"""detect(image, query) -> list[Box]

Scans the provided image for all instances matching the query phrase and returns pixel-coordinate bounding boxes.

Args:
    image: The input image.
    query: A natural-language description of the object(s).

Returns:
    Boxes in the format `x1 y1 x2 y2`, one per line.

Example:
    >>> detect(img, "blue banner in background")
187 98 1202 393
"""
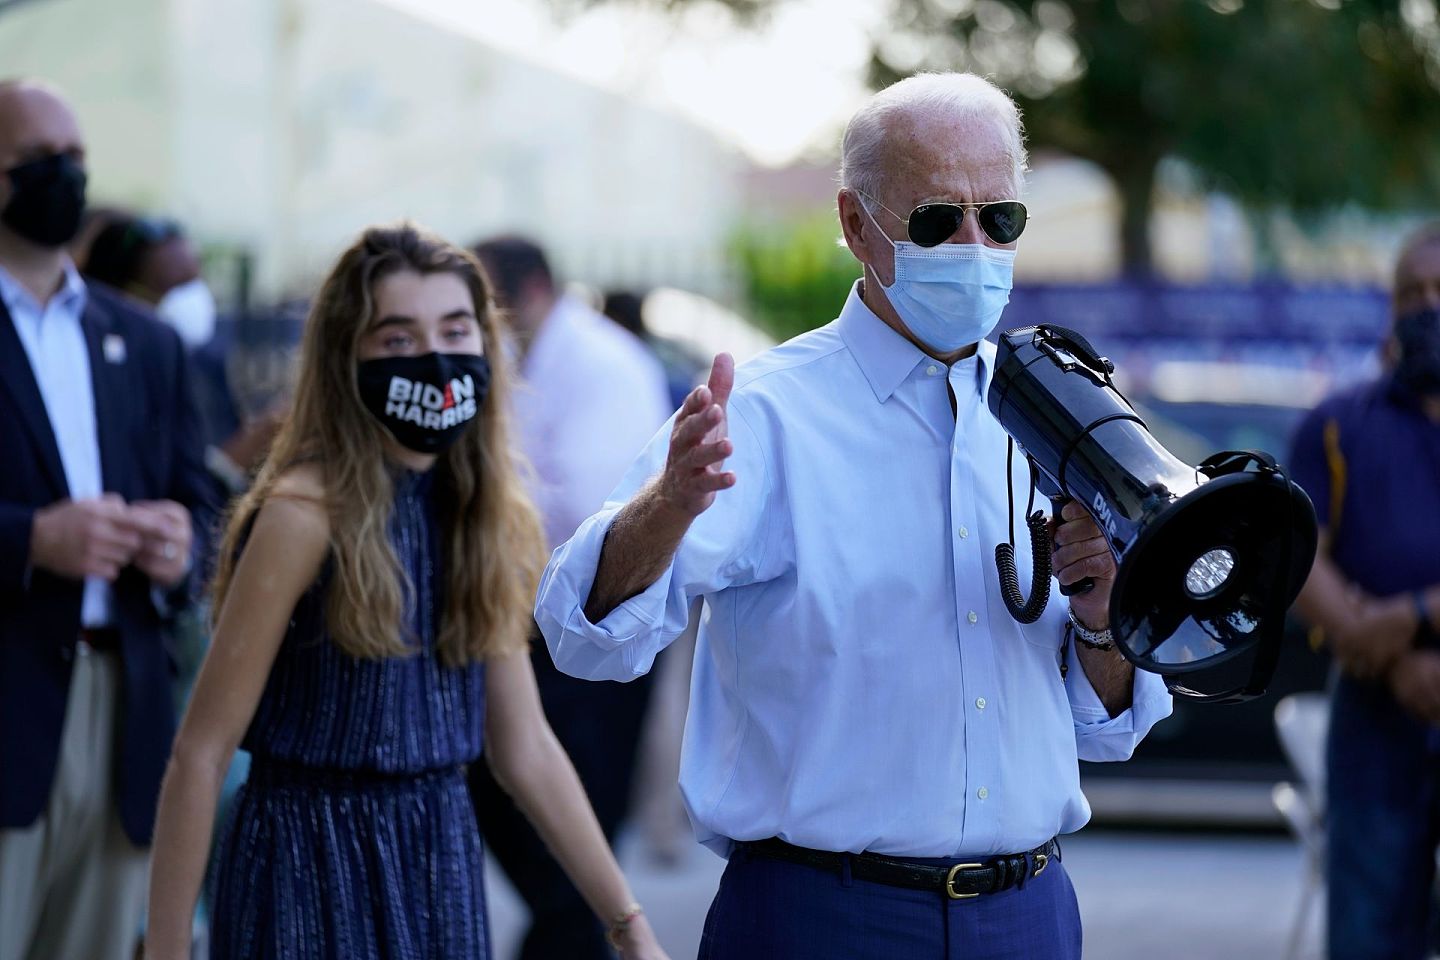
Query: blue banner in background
1006 281 1389 345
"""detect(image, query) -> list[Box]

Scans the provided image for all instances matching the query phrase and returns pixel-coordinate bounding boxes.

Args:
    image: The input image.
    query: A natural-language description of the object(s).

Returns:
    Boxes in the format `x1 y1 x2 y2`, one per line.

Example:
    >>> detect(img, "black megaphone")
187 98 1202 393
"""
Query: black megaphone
985 324 1318 702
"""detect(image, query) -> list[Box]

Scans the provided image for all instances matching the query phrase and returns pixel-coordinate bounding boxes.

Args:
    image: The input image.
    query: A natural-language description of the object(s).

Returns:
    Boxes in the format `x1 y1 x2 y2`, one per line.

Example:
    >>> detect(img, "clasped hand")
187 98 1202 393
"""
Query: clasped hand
1051 498 1118 630
30 494 192 588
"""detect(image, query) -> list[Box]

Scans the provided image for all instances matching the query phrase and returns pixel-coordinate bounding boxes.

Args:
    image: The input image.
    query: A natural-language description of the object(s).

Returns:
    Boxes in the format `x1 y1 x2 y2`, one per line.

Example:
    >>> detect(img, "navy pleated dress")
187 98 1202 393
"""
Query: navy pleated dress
209 470 492 959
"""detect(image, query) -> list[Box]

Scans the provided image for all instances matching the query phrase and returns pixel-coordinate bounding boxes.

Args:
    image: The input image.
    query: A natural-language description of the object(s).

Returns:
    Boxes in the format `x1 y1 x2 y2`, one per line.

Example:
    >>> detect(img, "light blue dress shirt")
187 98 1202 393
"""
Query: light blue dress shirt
537 282 1172 859
0 261 111 627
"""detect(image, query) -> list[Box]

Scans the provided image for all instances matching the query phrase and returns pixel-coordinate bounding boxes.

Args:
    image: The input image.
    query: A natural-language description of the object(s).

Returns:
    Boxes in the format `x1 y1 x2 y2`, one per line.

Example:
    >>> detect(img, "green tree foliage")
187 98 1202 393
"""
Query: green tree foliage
871 0 1440 275
573 0 1440 276
730 215 860 341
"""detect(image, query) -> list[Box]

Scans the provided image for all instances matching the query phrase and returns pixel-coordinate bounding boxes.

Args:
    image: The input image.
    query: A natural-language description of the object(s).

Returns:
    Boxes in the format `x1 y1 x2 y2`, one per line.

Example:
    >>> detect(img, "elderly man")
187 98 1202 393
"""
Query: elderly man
1290 223 1440 960
0 80 211 960
535 73 1170 958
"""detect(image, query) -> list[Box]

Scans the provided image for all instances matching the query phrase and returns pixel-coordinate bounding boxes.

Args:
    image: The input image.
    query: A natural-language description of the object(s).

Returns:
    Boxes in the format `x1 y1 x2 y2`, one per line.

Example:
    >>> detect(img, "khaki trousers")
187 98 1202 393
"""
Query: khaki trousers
0 647 148 960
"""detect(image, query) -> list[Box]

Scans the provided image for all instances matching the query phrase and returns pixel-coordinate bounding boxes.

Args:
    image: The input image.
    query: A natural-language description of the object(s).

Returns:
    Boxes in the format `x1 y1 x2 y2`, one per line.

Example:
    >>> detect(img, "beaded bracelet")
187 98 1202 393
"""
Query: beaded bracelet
606 902 644 949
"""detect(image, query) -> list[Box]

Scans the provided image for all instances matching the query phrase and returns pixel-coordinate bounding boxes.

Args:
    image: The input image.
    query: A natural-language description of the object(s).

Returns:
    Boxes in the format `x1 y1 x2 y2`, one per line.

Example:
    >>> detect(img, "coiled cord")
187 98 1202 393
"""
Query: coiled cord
995 509 1052 624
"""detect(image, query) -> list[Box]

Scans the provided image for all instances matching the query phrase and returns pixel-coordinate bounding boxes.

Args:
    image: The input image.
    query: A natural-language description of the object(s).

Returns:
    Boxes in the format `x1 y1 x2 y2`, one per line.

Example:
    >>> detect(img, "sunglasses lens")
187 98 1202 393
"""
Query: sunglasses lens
979 201 1027 244
908 205 964 248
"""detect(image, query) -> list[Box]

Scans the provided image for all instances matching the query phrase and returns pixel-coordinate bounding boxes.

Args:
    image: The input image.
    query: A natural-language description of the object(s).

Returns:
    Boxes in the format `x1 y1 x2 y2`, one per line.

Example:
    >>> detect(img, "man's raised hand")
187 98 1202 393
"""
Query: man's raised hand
657 353 736 520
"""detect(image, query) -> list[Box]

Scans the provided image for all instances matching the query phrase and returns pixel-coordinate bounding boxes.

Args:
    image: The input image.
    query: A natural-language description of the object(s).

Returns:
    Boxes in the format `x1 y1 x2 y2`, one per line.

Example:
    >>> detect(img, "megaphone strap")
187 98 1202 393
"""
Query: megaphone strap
1197 449 1279 478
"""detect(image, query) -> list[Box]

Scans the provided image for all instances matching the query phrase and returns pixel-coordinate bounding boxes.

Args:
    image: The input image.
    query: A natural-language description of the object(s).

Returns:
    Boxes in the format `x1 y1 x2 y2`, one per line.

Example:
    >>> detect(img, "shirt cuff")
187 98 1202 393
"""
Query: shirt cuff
1067 637 1173 762
536 507 673 681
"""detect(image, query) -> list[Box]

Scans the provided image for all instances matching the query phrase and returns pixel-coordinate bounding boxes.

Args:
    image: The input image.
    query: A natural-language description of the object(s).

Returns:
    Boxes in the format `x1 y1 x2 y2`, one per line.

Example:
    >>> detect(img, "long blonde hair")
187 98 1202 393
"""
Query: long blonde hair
212 224 545 665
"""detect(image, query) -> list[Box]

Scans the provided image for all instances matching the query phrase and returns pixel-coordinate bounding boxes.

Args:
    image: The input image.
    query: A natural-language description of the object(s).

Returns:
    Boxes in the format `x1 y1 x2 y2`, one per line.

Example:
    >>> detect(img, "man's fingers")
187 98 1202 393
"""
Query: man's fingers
1053 516 1101 546
693 470 736 493
679 385 710 419
678 438 733 474
1053 536 1107 568
674 404 723 450
707 353 735 411
1057 553 1114 585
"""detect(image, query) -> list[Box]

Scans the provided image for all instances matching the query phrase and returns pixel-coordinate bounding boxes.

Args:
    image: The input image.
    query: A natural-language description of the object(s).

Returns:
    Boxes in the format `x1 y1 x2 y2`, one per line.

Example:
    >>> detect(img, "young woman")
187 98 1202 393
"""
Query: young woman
144 224 668 960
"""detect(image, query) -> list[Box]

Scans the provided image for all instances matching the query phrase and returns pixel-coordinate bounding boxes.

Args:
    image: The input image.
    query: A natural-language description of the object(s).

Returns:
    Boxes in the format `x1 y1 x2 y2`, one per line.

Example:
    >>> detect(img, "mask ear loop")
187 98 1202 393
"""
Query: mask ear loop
995 435 1052 624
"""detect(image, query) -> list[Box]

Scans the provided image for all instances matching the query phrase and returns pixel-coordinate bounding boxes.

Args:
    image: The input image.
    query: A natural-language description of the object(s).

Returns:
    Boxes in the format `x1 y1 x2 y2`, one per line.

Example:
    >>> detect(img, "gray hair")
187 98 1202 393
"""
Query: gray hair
839 72 1028 202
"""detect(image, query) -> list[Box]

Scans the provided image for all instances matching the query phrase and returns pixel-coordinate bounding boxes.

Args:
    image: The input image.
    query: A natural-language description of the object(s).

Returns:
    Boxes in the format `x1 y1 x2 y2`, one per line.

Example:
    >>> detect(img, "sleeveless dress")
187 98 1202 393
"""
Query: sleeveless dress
209 470 491 959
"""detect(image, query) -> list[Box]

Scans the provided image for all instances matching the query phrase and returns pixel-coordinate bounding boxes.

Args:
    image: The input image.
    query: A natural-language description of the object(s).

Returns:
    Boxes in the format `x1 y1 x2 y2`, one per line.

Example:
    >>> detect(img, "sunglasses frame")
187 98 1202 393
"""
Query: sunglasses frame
858 192 1029 247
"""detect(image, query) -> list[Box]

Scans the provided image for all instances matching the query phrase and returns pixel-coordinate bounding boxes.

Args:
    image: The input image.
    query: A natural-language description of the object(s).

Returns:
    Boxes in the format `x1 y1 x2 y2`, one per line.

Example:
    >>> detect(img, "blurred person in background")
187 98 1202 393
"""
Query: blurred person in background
602 289 705 411
1290 221 1440 960
601 290 706 866
535 72 1171 959
0 79 212 960
81 211 285 504
144 224 668 960
469 237 671 960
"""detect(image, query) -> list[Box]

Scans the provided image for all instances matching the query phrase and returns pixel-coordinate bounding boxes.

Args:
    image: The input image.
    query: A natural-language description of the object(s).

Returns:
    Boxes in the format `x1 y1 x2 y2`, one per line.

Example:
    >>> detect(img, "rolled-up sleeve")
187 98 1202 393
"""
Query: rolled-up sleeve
536 398 776 683
1065 637 1173 762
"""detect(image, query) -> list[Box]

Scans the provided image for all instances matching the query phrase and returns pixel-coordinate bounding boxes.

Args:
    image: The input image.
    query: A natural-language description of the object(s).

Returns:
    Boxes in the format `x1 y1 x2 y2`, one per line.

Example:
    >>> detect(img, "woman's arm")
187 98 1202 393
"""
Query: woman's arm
483 650 669 960
144 473 329 960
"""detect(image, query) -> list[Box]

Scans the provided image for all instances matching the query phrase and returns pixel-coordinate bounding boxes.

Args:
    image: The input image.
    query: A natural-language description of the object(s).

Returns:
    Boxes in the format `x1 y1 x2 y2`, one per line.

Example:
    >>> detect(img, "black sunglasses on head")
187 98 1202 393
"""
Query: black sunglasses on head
861 192 1028 247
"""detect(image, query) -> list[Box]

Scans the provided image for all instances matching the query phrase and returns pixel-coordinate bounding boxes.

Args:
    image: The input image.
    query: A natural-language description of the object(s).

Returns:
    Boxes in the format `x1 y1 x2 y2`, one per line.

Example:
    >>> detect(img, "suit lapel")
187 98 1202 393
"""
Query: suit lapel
0 298 68 497
80 295 129 498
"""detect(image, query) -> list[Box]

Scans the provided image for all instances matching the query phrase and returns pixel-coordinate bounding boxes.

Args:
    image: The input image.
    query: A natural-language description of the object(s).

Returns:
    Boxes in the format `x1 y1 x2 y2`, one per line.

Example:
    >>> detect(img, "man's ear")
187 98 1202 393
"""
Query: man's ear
837 190 870 264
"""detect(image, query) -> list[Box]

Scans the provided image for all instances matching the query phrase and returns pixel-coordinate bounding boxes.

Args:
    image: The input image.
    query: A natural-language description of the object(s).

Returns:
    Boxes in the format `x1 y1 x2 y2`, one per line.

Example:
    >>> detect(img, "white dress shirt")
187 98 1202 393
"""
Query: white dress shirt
513 295 673 550
536 281 1172 859
0 261 111 627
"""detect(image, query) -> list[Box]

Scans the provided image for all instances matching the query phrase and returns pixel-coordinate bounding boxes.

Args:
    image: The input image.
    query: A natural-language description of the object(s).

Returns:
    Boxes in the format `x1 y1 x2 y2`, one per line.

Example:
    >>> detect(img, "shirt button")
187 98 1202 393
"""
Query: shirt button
926 364 939 376
958 526 969 539
967 611 979 625
977 787 989 800
976 697 987 710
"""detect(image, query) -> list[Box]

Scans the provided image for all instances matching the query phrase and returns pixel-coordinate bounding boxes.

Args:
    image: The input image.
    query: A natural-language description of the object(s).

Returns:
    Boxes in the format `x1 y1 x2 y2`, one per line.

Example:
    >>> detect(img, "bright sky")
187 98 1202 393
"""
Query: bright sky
380 0 884 166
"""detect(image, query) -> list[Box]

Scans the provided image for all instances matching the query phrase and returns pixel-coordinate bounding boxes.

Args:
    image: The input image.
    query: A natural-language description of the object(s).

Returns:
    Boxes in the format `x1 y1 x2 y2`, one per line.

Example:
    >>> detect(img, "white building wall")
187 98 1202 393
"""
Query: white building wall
0 0 743 300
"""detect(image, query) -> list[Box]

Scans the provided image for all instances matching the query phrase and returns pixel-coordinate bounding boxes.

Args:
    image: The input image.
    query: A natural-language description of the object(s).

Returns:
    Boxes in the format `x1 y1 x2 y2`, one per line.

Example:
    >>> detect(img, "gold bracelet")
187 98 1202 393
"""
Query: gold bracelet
605 902 644 949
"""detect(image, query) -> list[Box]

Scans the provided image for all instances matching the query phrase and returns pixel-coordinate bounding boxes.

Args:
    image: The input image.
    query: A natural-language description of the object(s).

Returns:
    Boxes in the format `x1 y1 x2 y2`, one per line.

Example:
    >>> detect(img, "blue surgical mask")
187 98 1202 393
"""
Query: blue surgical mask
864 203 1016 353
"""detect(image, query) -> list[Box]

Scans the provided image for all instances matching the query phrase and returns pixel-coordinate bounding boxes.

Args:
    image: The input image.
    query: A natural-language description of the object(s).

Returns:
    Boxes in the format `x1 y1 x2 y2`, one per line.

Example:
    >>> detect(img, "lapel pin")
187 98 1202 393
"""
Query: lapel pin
102 334 126 365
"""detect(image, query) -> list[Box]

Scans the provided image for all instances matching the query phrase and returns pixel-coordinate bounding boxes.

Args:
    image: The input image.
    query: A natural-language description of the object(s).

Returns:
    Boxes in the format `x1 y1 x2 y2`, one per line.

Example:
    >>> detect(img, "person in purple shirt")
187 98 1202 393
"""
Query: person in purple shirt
1290 221 1440 960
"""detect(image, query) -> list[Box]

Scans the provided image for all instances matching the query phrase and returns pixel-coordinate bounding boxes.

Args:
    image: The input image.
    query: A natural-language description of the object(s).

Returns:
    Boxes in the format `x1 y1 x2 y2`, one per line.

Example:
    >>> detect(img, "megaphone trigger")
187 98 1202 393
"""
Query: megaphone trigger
1049 494 1097 597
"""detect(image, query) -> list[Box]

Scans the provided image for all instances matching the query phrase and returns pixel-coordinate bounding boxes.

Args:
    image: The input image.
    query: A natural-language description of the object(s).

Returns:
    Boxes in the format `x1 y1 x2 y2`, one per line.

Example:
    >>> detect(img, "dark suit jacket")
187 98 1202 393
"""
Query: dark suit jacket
0 281 214 846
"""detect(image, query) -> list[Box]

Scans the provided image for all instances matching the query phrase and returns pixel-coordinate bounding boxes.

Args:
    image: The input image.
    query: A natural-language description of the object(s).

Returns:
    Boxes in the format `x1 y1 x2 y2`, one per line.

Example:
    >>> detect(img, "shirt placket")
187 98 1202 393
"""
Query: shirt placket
948 364 1001 854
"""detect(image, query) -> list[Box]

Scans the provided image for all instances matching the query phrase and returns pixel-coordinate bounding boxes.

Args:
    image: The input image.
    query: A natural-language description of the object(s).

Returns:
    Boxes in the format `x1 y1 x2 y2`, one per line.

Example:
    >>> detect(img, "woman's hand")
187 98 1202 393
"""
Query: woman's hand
611 912 671 960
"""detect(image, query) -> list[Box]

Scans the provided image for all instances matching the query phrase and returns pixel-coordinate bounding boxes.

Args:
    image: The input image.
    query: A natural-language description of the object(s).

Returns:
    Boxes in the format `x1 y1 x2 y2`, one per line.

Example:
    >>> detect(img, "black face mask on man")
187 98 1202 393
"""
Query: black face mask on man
1 153 87 247
1395 307 1440 399
356 352 491 454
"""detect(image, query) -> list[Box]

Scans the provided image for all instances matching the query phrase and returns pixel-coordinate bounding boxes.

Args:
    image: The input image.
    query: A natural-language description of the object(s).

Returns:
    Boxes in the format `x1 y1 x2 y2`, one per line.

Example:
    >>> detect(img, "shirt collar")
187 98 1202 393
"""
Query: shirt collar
836 279 996 404
0 258 87 319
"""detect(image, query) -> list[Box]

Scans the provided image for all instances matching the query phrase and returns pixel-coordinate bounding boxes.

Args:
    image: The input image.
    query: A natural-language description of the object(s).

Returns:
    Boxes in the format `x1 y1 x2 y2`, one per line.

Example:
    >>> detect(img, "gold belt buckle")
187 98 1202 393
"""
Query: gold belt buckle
945 862 984 900
1032 852 1049 877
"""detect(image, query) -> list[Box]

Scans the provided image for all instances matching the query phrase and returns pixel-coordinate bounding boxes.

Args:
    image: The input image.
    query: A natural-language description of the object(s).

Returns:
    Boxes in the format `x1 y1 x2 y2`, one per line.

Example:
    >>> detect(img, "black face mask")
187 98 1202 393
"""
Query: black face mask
2 153 87 248
1395 307 1440 399
356 352 491 454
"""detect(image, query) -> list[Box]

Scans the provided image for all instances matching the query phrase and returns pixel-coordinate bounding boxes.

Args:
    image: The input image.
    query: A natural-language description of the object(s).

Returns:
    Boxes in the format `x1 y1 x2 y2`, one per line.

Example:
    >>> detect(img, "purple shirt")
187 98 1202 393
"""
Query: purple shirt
1288 376 1440 598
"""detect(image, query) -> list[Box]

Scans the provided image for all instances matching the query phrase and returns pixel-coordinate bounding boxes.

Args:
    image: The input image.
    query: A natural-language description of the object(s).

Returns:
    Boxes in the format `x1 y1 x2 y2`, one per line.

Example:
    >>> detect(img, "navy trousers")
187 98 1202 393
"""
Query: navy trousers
1328 673 1440 960
699 844 1082 960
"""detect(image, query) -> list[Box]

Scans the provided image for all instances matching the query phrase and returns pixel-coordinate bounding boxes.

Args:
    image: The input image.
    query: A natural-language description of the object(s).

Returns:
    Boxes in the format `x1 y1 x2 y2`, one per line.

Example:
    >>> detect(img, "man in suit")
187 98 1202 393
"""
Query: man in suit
0 80 212 960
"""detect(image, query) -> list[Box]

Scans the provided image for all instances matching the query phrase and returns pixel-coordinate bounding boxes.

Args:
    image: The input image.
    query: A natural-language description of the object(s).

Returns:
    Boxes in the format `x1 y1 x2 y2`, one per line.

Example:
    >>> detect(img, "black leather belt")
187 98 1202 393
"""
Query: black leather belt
743 836 1060 899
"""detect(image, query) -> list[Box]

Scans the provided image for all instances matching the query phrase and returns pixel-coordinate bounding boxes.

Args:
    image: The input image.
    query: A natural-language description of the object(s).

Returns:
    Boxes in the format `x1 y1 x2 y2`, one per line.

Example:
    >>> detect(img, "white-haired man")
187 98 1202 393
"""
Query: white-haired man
536 73 1172 959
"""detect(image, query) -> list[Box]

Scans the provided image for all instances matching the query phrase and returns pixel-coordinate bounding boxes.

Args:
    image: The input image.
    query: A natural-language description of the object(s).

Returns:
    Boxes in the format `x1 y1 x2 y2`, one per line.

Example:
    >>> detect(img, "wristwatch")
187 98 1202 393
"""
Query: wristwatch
1067 607 1115 651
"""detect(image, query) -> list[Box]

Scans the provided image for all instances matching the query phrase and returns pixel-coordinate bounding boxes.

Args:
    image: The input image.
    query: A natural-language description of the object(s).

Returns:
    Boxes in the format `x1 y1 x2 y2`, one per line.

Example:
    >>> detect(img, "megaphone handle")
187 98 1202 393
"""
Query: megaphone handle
1050 495 1096 597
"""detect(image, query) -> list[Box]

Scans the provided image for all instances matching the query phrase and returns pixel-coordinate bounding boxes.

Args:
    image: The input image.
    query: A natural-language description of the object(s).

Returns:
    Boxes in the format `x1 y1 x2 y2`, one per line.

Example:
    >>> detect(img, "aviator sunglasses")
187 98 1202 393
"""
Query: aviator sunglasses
859 192 1028 247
